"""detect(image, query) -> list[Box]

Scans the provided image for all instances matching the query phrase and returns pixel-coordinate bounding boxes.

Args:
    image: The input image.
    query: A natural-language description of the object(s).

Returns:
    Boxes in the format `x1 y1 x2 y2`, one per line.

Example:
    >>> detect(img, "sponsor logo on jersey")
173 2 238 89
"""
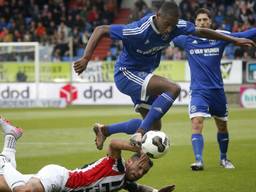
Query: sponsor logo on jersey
189 47 220 56
136 45 167 55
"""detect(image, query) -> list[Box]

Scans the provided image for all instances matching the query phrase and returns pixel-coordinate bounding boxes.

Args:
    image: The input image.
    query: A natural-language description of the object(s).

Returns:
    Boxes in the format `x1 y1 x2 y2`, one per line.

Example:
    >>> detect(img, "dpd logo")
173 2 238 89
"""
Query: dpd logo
59 84 78 104
83 86 113 102
0 86 30 99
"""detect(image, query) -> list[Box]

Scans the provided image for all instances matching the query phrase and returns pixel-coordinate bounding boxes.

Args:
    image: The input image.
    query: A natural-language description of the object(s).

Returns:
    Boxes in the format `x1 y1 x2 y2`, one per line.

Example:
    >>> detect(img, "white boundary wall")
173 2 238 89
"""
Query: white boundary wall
185 60 243 84
0 82 190 106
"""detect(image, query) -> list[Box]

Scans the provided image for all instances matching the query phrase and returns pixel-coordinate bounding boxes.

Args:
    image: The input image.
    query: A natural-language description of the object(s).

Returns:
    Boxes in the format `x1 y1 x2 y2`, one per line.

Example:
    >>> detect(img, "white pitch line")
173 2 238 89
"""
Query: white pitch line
18 142 90 145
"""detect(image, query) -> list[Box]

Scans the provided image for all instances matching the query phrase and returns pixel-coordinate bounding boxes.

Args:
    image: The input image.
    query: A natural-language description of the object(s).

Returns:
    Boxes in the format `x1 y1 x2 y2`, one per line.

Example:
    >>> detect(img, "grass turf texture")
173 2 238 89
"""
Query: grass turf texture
0 106 255 192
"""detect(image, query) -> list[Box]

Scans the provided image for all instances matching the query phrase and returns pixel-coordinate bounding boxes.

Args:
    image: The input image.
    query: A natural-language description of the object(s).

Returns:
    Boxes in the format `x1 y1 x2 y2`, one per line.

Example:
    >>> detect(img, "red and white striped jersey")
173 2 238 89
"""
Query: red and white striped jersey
64 156 126 192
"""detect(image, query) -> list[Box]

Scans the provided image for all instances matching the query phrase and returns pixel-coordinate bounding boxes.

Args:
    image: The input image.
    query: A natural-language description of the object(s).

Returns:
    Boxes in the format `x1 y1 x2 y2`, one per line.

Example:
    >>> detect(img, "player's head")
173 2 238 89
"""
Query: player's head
195 8 212 28
125 153 153 181
155 1 179 34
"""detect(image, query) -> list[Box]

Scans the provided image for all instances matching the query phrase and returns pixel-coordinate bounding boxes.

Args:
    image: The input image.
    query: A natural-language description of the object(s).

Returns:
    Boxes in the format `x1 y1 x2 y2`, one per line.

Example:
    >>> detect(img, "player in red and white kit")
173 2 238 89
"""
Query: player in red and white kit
0 117 175 192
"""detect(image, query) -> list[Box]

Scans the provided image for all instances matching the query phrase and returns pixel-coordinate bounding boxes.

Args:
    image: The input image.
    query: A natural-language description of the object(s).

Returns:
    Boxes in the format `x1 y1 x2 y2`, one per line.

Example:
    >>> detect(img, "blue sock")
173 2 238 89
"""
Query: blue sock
192 134 204 162
217 132 229 160
107 119 142 135
140 92 175 132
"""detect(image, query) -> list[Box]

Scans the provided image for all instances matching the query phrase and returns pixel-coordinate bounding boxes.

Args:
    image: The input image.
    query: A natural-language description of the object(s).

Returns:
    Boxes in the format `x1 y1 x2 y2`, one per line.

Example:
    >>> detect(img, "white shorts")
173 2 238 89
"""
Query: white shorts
33 164 69 192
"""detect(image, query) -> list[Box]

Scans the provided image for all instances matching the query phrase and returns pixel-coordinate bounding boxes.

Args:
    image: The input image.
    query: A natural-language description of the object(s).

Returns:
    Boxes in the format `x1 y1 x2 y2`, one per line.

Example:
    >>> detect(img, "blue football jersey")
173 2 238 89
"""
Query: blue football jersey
172 28 256 89
109 14 195 73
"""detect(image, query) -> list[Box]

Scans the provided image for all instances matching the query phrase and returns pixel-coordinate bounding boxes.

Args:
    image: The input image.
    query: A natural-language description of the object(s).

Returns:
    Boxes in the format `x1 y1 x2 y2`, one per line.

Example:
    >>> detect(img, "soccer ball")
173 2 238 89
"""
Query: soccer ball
141 130 170 159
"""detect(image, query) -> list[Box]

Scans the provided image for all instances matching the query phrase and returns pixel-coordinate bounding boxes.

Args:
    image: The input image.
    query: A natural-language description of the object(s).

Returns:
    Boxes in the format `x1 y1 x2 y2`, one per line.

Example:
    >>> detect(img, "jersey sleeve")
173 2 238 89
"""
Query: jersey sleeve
230 28 256 39
172 35 187 49
109 24 125 40
219 28 256 46
176 20 196 35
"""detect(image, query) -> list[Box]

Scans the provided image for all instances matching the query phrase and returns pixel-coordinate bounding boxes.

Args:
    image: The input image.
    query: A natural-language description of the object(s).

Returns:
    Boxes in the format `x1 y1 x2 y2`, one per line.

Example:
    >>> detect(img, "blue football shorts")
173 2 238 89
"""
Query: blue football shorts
114 67 158 111
188 89 228 121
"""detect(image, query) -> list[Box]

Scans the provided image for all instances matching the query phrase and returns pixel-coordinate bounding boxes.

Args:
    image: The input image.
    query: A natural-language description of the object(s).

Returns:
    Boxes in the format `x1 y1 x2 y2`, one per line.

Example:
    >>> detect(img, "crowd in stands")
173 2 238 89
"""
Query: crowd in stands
0 0 119 61
0 0 255 61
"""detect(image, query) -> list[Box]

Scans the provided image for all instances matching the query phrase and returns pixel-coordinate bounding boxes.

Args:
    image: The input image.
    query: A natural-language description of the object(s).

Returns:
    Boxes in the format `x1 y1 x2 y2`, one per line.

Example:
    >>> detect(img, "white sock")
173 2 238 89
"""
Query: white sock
0 155 7 175
3 162 25 191
2 135 16 168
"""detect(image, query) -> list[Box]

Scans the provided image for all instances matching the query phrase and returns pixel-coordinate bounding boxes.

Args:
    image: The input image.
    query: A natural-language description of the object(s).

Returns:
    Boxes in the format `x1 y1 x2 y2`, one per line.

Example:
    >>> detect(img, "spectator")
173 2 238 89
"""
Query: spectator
35 22 46 40
16 70 27 82
57 21 70 43
0 28 13 42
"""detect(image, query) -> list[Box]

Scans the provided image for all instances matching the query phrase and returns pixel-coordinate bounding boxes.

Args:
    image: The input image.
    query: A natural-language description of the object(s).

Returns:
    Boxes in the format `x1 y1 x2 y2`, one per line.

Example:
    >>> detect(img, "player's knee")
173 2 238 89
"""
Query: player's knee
215 119 228 132
191 118 203 133
192 117 203 124
175 84 181 94
169 84 181 98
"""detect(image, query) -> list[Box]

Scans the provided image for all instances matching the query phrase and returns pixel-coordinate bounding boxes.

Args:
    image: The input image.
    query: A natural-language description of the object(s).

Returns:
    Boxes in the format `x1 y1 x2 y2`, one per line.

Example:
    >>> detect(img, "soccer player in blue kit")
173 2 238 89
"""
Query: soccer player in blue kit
73 2 255 149
171 8 256 171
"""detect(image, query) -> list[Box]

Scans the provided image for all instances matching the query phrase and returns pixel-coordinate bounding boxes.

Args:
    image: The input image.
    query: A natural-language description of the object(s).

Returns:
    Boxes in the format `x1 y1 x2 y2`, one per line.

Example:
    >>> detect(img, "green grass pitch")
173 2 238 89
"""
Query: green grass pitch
0 106 255 192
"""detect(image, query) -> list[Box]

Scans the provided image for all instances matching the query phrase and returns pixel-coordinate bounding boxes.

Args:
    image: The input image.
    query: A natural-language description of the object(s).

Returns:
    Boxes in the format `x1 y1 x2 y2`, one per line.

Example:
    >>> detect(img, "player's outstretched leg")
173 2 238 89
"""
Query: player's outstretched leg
1 158 26 191
93 119 142 150
0 117 23 168
93 123 108 150
0 117 23 140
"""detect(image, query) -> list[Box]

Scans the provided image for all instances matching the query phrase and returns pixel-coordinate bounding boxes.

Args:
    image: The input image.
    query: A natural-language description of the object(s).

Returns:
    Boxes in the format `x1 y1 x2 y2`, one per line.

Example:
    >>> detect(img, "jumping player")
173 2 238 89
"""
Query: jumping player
73 1 255 148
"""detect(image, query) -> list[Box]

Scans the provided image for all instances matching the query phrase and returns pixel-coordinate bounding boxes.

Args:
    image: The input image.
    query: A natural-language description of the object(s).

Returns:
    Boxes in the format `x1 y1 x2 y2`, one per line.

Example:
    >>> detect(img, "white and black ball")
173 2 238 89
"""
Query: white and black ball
141 130 170 159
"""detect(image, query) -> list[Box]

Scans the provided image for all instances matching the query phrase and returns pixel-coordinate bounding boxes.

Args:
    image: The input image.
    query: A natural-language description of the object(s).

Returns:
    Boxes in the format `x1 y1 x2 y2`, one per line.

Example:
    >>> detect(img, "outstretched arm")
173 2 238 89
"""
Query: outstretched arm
73 25 110 75
230 28 256 39
193 27 256 47
108 139 141 159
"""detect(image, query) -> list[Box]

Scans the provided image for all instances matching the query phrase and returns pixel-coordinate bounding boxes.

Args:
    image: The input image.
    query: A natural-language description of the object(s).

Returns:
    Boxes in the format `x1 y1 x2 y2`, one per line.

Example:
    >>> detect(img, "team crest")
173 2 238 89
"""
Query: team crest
190 105 197 113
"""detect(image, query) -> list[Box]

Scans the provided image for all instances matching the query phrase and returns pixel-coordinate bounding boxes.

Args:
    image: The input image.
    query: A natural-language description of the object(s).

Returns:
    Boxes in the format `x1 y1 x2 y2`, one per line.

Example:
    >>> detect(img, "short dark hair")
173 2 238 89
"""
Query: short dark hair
195 8 212 19
131 153 154 167
159 1 179 18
